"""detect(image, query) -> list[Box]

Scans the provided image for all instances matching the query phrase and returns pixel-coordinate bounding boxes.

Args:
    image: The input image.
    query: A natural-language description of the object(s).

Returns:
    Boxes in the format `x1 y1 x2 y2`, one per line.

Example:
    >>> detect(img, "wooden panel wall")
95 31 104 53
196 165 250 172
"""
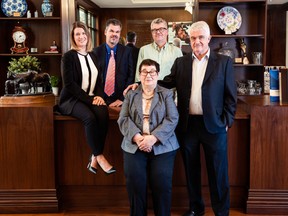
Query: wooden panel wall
95 5 286 66
97 8 192 47
266 3 288 66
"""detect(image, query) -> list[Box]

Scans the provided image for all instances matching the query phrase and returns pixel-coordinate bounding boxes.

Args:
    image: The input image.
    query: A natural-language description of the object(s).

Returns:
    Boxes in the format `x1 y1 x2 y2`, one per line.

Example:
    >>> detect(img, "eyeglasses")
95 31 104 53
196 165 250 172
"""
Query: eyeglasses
140 70 158 77
151 27 167 34
190 35 207 42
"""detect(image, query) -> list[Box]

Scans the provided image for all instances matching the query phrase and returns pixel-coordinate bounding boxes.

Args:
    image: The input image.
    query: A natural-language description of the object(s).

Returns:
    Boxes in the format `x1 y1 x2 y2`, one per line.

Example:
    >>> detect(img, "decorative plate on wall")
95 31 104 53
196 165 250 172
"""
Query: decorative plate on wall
217 6 242 34
1 0 28 17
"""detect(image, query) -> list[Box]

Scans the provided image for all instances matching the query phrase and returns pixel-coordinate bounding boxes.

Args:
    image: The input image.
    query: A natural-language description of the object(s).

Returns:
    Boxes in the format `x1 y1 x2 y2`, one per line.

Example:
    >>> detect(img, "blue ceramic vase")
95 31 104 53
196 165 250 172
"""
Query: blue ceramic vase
41 0 53 17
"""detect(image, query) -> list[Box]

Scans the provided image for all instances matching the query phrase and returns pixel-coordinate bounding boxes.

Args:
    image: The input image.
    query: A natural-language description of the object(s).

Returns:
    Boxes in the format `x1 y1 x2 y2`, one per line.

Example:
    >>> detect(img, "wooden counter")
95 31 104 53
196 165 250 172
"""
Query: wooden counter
0 97 254 213
0 94 58 213
239 95 288 214
54 105 250 211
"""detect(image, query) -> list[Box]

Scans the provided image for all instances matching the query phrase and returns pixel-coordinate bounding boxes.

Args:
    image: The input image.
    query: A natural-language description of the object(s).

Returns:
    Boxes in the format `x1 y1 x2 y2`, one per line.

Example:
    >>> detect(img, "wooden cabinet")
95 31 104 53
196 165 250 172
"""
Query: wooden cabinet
198 0 267 93
239 95 288 214
0 99 58 213
0 0 62 96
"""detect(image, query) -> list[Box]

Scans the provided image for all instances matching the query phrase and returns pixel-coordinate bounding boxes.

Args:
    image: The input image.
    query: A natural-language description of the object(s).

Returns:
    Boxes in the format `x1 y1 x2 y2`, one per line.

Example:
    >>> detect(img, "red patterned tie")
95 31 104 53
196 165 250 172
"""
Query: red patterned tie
104 50 115 96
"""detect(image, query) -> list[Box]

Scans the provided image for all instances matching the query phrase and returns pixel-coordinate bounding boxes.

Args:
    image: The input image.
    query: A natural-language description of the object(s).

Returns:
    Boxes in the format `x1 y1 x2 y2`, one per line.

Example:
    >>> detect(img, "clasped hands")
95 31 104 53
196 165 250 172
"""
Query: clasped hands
92 96 106 106
133 133 157 153
93 96 123 107
92 97 123 107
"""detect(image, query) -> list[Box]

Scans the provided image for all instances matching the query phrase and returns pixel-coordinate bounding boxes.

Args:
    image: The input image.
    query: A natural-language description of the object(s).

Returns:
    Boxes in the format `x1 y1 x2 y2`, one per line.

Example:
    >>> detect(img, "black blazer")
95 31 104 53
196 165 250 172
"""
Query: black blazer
159 51 237 134
93 43 135 104
126 43 139 72
58 50 104 115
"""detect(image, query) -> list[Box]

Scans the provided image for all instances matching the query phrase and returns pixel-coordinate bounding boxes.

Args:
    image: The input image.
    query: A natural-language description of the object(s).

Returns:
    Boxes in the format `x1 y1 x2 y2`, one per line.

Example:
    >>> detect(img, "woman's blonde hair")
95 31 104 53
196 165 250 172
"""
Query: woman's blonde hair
70 21 93 52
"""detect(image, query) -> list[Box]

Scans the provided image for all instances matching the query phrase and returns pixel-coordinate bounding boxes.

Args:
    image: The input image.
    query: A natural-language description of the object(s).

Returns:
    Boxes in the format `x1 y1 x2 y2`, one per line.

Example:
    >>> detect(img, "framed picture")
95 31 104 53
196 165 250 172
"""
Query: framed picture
168 21 192 45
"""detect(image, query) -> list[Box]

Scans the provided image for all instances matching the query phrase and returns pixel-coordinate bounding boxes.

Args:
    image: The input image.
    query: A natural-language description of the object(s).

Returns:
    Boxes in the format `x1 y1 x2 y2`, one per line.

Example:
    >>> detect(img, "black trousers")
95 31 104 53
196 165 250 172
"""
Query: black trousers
70 100 109 156
123 149 177 216
179 115 230 216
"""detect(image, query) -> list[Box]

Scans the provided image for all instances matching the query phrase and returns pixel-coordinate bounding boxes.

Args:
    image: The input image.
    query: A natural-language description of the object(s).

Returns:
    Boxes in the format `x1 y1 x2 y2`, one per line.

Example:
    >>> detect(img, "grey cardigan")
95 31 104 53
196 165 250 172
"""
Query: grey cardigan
117 85 179 155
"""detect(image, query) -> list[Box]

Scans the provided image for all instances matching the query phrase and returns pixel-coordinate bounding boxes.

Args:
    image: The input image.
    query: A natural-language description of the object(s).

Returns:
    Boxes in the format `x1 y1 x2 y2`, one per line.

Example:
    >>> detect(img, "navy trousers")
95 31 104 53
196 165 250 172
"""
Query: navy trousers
179 115 230 216
123 149 177 216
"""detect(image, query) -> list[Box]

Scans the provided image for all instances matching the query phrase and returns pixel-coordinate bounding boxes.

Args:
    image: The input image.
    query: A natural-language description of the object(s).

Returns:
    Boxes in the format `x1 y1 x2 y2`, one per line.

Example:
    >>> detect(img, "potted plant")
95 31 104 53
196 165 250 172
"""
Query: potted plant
6 55 41 94
50 75 60 96
8 55 41 74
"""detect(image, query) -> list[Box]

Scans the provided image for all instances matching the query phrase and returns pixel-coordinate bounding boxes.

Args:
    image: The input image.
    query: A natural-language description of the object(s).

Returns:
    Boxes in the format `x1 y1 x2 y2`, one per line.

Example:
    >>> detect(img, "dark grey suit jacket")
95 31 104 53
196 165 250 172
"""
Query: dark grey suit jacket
118 85 179 155
159 51 237 134
93 43 135 104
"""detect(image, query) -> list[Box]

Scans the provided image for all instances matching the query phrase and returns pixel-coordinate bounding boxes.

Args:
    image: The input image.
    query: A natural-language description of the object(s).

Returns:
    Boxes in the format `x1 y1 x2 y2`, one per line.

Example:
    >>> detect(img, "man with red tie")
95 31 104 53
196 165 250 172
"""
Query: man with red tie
93 18 134 107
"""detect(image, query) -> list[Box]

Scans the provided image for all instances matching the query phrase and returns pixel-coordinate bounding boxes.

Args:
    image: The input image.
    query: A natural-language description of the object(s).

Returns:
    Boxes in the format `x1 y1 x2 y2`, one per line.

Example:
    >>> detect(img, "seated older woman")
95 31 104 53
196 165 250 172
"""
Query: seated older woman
117 59 179 216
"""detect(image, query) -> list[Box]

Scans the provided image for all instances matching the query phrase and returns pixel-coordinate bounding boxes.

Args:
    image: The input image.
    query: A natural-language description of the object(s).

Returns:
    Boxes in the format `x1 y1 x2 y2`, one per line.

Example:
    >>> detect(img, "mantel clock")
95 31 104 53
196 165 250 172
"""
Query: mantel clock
10 26 29 54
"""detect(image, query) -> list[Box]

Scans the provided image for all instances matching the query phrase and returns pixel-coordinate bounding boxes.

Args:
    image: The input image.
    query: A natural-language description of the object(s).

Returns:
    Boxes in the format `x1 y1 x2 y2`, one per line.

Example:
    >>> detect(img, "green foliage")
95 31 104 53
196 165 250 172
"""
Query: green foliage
8 55 41 73
50 75 60 87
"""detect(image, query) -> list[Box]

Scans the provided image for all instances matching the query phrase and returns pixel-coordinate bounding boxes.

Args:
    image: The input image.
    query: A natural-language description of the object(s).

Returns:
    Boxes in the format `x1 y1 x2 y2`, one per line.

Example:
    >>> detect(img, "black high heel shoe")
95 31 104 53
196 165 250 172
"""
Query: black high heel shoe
98 163 116 175
104 166 116 175
87 155 97 174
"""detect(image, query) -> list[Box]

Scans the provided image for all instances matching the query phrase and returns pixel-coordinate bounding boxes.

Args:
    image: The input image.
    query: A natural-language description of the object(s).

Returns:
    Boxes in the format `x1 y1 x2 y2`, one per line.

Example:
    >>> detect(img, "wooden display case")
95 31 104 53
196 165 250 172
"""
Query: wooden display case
0 0 62 96
198 0 267 95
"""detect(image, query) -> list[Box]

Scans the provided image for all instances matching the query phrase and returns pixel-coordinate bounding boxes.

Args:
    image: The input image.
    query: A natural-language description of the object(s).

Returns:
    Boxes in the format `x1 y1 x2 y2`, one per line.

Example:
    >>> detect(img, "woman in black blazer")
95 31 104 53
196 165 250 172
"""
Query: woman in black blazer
58 21 116 175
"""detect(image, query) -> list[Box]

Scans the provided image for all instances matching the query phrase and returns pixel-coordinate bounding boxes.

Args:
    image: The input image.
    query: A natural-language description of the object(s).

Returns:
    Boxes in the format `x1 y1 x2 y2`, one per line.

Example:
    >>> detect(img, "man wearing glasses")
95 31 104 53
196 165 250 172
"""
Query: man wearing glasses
135 18 183 82
124 21 237 216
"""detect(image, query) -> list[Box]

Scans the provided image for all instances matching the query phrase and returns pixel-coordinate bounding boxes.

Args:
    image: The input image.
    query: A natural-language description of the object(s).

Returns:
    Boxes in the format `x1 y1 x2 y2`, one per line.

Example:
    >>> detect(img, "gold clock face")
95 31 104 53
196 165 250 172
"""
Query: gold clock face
12 31 26 43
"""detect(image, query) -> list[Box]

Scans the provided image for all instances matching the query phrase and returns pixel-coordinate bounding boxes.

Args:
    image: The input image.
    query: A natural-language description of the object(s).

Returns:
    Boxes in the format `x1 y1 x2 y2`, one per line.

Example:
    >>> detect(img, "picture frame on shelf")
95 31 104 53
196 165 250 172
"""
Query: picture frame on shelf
168 21 192 54
168 21 191 45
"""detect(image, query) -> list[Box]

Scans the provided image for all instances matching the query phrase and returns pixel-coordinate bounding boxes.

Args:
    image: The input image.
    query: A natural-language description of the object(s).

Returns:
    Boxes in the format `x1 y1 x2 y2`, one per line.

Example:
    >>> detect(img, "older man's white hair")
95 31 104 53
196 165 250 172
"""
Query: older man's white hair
189 21 210 36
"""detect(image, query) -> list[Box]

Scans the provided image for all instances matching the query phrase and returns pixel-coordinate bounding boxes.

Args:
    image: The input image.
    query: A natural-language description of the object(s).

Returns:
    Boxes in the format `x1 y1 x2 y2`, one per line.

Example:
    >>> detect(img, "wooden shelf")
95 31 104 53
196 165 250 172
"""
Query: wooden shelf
199 0 267 88
0 0 62 96
0 17 61 20
0 53 62 56
200 0 266 3
212 34 264 38
0 93 55 105
233 64 264 67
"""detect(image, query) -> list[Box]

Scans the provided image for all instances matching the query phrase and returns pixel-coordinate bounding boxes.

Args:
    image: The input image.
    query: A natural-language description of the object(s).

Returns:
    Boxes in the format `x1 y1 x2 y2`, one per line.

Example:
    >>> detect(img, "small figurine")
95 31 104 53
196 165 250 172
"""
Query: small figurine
50 40 58 52
238 38 249 64
44 40 59 53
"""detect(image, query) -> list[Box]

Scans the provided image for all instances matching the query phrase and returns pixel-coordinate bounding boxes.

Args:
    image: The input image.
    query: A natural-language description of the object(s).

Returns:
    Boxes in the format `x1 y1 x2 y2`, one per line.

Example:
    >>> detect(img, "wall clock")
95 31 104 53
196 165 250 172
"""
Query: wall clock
10 26 29 54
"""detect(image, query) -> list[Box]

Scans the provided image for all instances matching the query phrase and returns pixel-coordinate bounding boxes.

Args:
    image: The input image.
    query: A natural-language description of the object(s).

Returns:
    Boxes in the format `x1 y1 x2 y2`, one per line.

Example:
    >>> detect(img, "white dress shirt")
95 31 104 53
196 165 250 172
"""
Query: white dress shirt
189 50 210 115
78 53 98 96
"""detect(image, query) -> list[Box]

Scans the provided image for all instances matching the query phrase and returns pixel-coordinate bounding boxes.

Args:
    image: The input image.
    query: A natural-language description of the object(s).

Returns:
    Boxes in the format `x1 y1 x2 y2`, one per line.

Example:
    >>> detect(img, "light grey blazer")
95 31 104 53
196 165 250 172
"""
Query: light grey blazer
117 85 179 155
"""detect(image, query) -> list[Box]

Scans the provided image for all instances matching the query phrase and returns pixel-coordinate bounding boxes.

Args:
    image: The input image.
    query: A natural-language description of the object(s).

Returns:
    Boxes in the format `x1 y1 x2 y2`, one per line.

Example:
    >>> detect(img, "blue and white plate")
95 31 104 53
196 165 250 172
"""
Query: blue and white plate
217 6 242 34
1 0 28 17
